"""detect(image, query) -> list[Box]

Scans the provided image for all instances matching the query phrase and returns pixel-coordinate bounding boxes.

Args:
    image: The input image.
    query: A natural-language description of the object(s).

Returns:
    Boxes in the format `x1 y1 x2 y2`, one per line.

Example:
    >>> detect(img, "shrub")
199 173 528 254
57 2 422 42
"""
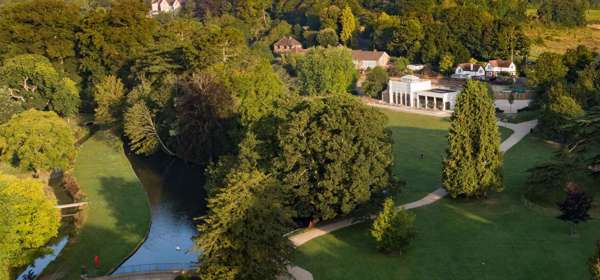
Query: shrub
591 241 600 280
371 198 416 254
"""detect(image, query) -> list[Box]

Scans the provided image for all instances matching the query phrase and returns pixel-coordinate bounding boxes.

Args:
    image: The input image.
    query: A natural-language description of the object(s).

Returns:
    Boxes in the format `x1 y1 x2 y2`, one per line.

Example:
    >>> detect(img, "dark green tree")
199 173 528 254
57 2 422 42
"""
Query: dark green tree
526 52 568 103
197 170 293 280
274 96 393 220
77 0 157 91
0 0 80 64
296 47 356 96
175 72 240 163
362 66 389 98
370 198 416 254
442 80 503 198
540 83 584 141
538 0 588 26
557 184 592 235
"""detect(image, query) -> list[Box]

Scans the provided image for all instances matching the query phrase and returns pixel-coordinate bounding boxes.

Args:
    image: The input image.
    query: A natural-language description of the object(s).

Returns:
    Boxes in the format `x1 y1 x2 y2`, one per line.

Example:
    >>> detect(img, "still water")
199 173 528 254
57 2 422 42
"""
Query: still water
113 153 207 273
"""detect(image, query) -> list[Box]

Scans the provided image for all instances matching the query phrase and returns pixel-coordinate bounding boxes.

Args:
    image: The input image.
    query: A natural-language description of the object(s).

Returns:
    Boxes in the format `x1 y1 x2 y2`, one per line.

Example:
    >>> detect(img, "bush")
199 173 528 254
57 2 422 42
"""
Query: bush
591 241 600 280
371 198 416 254
62 173 84 201
362 66 389 98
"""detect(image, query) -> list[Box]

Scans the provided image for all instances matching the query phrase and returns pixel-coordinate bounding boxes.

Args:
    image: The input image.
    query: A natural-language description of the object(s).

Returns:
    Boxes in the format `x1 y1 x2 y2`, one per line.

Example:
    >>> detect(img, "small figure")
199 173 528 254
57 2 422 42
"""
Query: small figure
420 153 424 159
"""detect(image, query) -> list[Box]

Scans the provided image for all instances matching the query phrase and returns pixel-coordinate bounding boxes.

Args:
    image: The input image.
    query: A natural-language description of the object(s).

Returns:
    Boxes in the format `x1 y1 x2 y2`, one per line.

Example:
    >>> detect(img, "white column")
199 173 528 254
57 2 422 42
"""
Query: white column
434 97 437 111
416 95 420 108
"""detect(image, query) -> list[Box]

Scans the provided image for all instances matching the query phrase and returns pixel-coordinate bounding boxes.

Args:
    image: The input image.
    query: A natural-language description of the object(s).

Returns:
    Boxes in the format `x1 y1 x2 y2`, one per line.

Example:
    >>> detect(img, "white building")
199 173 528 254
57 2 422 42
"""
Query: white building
453 63 485 79
151 0 185 15
382 75 459 111
351 50 390 71
485 59 517 77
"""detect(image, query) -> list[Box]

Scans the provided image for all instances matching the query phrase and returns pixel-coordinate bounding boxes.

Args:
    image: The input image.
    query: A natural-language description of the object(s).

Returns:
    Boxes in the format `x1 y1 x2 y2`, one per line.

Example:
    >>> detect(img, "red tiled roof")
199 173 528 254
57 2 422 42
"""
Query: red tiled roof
274 36 302 48
487 59 513 68
351 50 387 61
457 63 482 72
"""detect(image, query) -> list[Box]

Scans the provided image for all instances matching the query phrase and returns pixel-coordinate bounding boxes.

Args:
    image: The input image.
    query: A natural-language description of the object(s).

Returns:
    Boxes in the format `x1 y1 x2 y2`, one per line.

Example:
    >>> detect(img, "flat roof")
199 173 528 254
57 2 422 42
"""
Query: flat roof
428 88 456 93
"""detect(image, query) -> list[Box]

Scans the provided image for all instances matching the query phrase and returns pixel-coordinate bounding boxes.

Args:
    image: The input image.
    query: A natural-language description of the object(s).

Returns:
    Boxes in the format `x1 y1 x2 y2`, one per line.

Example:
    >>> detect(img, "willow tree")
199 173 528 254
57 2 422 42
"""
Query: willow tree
442 80 503 198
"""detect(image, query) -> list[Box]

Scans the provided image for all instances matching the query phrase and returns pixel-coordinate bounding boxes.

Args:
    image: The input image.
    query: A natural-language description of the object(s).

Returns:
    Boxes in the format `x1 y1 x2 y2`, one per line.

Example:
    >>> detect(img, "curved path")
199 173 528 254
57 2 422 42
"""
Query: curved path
289 119 538 247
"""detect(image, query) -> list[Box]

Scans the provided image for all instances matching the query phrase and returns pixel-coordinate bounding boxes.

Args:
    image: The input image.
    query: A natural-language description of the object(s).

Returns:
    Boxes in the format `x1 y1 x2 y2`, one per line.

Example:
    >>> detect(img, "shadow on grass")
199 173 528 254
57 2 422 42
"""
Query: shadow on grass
97 176 150 238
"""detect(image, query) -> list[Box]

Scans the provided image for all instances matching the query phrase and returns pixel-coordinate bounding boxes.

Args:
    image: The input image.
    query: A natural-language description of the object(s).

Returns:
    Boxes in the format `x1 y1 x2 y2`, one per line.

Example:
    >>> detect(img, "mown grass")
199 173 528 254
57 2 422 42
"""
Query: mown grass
380 109 512 202
40 131 150 280
295 112 600 279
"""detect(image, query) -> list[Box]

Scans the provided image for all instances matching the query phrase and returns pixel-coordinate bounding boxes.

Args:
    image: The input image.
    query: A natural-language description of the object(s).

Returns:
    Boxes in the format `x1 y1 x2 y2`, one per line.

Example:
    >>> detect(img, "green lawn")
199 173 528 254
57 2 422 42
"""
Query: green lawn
381 109 512 202
295 111 600 280
41 131 150 280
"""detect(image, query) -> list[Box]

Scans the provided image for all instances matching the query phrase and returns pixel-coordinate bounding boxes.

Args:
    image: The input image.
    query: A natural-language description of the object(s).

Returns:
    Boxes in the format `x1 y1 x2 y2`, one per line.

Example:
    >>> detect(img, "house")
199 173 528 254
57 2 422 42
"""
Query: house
382 75 459 111
351 50 390 70
151 0 185 15
485 59 517 77
453 63 485 79
273 36 304 55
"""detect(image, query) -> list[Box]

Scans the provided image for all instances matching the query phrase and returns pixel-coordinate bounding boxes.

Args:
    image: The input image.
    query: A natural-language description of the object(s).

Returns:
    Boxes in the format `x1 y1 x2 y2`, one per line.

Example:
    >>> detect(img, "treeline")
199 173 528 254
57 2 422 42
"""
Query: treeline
259 0 532 68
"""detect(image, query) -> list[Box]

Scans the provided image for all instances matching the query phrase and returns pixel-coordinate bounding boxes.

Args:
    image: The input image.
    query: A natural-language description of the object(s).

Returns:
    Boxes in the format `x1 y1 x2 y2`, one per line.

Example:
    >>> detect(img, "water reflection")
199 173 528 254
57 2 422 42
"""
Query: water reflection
17 237 69 280
114 153 207 273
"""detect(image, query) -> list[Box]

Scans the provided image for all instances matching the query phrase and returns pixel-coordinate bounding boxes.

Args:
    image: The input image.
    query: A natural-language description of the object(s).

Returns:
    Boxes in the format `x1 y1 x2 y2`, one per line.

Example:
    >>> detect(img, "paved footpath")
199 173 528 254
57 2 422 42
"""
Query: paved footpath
288 119 538 247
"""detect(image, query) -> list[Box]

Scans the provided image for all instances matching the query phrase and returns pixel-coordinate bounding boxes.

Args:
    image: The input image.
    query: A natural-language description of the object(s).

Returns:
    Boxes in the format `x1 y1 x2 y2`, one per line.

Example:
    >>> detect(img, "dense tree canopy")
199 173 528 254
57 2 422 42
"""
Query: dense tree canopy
442 81 503 198
538 0 589 27
0 110 76 171
296 47 356 96
0 0 80 64
274 96 393 220
0 54 79 116
0 174 60 279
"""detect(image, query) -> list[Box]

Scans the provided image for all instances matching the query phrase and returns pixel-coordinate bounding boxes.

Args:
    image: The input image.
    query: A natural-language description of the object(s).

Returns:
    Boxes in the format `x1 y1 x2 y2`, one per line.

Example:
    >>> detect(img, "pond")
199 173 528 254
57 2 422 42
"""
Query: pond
17 237 69 280
113 153 208 273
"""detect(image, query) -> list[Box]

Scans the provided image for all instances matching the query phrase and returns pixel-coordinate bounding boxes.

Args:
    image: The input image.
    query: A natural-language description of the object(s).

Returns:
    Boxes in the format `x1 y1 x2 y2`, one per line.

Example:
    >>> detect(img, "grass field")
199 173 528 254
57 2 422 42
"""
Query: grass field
380 109 512 203
525 9 600 58
295 110 600 280
40 131 150 279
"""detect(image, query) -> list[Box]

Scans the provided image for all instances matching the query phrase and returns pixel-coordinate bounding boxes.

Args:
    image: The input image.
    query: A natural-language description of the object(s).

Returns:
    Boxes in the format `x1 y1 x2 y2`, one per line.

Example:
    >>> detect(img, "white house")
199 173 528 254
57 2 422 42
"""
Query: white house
382 75 459 111
351 50 390 70
151 0 185 15
485 59 517 77
453 63 485 79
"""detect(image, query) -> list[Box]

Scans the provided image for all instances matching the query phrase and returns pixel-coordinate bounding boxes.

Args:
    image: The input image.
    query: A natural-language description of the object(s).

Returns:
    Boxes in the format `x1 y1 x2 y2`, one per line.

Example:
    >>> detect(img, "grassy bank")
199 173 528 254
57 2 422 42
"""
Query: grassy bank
295 111 600 280
41 131 150 279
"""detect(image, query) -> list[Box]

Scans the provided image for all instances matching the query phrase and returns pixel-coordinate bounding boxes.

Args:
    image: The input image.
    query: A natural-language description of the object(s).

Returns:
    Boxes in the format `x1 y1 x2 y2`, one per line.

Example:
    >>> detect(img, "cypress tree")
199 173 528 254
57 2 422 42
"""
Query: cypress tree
197 170 293 280
442 80 503 198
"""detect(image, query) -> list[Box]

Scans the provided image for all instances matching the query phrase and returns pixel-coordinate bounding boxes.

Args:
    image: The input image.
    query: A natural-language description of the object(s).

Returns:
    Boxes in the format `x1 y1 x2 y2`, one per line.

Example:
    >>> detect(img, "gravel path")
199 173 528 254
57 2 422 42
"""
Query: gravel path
288 119 538 247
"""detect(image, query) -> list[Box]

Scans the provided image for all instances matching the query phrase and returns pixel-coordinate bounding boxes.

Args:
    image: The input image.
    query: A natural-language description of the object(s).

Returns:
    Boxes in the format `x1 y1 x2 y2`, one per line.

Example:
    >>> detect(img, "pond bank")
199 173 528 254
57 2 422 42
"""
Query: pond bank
40 131 151 280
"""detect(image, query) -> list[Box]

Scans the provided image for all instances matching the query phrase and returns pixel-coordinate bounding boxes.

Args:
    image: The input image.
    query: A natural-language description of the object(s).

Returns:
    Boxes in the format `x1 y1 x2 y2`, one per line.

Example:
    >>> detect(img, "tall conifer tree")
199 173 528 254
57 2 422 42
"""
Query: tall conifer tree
197 170 293 280
442 80 503 198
